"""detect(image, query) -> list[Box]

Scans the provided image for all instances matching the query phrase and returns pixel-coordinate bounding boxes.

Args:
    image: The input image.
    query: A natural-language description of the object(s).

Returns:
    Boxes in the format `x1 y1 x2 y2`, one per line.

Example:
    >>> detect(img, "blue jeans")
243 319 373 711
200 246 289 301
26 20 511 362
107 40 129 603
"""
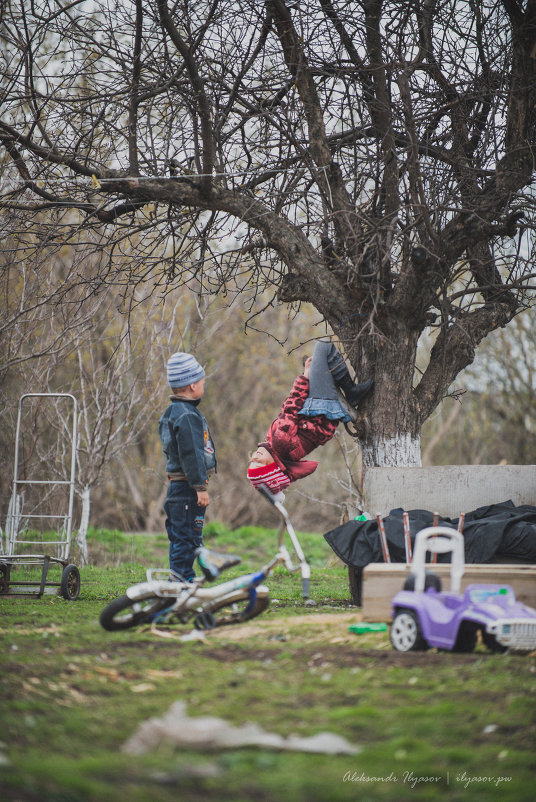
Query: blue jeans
163 481 205 581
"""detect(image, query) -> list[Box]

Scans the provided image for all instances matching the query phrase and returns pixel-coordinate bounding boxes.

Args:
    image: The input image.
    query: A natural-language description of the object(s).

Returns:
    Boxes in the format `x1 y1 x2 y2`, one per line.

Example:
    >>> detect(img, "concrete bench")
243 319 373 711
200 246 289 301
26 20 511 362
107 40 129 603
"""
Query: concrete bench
351 465 536 621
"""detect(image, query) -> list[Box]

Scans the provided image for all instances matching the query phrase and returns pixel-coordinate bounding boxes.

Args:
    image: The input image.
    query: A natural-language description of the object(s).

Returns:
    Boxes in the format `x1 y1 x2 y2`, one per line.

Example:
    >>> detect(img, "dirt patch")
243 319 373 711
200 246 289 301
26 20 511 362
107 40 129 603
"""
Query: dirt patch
200 642 488 668
95 612 521 670
197 612 490 668
207 611 363 644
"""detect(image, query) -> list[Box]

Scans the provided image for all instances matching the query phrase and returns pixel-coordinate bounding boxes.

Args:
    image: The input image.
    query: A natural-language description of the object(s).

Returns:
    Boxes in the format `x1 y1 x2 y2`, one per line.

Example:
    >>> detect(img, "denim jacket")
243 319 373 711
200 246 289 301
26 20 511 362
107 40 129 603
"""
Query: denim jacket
158 397 216 490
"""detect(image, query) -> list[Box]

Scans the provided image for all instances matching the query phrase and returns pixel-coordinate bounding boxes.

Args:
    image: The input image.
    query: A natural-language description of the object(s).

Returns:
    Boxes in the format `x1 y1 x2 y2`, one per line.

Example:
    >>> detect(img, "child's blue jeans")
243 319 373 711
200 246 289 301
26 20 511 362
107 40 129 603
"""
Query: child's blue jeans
163 480 205 581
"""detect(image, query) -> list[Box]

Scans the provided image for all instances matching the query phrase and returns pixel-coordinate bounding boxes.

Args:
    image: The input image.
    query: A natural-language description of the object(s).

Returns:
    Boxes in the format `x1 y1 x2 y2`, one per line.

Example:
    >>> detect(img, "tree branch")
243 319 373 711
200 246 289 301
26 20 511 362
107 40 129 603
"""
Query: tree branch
156 0 215 194
128 0 143 176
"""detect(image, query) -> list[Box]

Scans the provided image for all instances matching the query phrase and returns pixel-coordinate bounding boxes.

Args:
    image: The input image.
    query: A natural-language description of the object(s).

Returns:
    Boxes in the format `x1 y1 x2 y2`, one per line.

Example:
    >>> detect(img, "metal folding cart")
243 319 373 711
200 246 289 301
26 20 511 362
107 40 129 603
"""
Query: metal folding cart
1 393 81 600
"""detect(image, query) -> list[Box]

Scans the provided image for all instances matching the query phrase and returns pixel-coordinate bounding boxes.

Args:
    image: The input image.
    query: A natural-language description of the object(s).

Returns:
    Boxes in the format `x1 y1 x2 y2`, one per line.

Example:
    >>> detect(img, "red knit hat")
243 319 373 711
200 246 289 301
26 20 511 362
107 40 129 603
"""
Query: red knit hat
247 461 291 494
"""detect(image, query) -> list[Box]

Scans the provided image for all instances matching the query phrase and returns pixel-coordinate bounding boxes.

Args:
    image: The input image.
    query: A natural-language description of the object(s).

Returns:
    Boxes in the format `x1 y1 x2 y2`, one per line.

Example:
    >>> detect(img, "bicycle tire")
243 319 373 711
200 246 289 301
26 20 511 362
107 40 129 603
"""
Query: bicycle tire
209 593 270 627
99 593 171 631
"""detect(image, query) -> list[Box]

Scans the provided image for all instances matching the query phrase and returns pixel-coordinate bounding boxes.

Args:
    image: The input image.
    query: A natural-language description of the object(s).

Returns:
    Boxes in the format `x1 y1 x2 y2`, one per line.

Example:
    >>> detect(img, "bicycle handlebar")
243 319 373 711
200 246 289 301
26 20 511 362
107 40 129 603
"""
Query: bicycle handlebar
256 484 279 505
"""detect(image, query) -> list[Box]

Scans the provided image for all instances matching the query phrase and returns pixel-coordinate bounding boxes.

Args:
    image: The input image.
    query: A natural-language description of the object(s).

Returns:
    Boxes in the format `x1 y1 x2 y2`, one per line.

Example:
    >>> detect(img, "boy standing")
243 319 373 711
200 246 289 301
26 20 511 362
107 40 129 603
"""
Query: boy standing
158 352 216 580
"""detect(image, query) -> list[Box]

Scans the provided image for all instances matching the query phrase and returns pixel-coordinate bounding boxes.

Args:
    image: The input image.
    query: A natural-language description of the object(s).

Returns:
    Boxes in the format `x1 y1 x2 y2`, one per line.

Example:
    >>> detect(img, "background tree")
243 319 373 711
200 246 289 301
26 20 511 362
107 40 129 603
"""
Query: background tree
421 307 536 467
1 0 535 471
1 242 358 533
3 228 534 537
0 244 168 550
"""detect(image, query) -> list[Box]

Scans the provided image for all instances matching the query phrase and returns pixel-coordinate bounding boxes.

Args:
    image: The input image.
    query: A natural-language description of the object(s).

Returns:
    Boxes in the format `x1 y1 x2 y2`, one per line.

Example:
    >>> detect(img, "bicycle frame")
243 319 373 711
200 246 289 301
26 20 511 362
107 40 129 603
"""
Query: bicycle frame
126 542 297 614
258 484 311 598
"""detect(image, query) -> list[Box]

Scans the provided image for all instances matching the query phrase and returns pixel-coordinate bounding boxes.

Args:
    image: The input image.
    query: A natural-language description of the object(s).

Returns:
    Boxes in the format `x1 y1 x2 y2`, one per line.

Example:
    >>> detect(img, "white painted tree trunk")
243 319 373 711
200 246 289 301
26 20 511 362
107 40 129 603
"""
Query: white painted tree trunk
75 485 90 566
5 492 25 556
362 433 422 468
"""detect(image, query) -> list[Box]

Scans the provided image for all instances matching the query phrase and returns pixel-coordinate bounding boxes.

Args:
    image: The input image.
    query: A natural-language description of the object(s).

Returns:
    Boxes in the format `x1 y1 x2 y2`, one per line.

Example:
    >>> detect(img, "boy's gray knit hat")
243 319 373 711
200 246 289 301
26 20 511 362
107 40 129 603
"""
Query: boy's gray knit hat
167 352 206 388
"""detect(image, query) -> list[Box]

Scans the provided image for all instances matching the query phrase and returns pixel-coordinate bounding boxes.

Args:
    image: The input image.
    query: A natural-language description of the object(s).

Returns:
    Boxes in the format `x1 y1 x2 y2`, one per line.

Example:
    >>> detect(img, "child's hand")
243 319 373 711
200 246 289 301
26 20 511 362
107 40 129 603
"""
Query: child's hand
303 356 312 378
196 490 209 507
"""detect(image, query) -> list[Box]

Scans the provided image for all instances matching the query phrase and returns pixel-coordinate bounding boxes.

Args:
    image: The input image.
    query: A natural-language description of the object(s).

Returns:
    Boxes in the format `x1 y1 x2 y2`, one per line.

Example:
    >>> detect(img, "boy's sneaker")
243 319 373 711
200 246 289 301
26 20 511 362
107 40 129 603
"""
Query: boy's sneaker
196 547 241 581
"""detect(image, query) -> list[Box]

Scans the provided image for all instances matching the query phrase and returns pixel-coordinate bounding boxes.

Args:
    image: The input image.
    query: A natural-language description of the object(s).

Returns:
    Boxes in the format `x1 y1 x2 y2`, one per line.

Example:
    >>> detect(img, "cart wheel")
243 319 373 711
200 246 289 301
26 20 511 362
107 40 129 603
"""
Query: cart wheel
61 564 81 600
390 608 429 651
0 563 8 594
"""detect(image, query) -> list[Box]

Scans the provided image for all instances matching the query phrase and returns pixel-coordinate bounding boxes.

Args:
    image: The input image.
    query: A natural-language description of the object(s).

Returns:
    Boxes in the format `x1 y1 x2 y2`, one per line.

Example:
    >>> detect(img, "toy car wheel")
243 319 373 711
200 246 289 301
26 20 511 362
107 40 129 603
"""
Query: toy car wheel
482 631 508 653
403 571 442 592
390 608 429 652
452 623 477 652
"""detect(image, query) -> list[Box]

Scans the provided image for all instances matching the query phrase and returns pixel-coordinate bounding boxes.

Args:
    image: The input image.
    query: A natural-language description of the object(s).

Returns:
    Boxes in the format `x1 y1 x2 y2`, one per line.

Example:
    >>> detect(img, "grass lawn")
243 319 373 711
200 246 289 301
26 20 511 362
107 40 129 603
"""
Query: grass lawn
0 522 535 801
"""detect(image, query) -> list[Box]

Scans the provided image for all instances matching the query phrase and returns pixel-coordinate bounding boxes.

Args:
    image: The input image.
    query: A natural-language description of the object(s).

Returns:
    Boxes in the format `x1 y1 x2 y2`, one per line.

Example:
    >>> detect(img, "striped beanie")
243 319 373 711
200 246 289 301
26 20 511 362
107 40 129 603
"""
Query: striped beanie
167 352 206 388
247 461 291 494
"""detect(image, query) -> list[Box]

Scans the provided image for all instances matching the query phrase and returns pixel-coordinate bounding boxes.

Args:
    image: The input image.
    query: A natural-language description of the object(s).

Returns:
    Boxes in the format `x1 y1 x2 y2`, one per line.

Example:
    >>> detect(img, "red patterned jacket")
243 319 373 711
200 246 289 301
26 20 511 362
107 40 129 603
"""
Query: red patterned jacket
265 375 339 483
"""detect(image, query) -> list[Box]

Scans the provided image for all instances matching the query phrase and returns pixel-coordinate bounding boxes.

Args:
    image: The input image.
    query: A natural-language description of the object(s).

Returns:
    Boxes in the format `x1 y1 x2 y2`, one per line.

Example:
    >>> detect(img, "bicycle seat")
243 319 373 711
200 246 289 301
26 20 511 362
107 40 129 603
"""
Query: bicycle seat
195 547 242 581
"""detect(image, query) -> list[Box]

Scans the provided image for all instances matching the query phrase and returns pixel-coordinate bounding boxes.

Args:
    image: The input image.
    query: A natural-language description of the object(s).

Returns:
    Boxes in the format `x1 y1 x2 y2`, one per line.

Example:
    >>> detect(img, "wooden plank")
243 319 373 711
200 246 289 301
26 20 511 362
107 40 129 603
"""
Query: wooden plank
361 563 536 622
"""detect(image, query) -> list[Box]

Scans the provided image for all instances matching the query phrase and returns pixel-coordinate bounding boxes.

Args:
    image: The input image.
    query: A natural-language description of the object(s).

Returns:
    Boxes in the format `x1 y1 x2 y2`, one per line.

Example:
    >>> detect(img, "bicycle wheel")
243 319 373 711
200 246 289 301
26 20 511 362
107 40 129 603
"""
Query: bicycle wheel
209 593 270 627
99 594 171 631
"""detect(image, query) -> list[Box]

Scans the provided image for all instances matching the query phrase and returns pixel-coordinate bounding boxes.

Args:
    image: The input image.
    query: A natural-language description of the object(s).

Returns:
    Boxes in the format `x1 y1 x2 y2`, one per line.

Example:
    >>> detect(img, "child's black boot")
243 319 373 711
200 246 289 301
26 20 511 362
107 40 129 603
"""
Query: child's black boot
337 375 374 407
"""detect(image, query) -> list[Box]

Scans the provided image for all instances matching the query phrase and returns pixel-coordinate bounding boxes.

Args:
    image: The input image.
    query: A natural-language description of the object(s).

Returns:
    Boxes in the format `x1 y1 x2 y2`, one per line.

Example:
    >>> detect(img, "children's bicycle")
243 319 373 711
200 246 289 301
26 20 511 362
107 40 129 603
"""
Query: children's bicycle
99 488 310 632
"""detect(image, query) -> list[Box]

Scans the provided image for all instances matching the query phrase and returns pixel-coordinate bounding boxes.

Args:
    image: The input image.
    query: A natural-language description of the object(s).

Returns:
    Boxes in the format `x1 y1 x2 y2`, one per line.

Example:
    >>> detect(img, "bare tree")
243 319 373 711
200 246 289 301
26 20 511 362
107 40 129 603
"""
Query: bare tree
0 245 176 549
422 308 536 466
1 0 535 467
0 234 101 382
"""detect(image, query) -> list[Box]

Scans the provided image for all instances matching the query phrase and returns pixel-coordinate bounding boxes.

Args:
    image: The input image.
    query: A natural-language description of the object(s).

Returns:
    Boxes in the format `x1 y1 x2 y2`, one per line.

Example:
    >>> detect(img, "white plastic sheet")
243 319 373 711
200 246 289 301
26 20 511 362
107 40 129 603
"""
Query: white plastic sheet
122 700 360 756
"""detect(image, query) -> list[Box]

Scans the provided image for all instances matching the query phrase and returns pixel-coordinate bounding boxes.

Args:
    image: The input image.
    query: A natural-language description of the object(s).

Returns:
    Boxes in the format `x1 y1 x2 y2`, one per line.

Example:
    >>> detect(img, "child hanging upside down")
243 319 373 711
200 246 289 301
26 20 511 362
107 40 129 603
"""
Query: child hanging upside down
247 340 373 496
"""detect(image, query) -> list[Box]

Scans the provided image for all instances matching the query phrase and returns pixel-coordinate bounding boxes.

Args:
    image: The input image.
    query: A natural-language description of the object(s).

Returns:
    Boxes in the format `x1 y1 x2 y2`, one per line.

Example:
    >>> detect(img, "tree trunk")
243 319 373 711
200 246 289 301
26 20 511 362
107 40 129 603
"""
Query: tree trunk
362 432 421 469
339 316 422 467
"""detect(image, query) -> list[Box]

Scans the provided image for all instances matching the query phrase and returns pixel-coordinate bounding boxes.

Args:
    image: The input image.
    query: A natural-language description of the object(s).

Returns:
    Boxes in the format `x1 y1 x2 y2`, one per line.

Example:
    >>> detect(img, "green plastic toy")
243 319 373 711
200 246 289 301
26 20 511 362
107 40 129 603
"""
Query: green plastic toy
348 623 388 634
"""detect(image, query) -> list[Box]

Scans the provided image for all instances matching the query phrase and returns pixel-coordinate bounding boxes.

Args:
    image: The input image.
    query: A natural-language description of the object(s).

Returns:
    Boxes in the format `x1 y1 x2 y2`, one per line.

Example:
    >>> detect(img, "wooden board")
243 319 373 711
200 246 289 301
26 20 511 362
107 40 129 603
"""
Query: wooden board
361 563 536 622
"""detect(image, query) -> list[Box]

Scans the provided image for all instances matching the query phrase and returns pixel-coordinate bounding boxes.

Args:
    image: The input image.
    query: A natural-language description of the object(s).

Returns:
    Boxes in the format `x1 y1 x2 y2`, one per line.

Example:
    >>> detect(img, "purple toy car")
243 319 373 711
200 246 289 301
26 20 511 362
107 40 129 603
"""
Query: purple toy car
390 526 536 653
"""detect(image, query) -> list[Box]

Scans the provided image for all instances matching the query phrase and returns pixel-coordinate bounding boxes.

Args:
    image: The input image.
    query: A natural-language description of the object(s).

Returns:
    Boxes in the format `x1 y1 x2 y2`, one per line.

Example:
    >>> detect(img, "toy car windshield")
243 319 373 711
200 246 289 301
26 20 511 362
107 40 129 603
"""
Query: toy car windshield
467 586 513 605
